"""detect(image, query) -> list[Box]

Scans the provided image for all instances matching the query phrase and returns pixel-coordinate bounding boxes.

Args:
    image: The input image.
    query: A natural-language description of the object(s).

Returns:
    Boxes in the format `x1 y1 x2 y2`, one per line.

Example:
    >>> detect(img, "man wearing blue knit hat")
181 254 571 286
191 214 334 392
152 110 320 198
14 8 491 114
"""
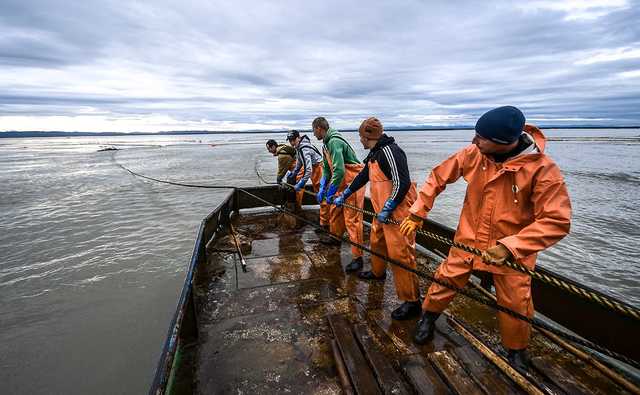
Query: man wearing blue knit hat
400 105 572 371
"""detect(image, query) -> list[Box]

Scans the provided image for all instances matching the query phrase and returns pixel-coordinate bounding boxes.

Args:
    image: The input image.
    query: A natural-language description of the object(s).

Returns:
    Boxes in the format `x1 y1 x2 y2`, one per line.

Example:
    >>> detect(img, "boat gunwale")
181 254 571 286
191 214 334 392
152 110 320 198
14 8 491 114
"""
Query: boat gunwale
149 189 235 395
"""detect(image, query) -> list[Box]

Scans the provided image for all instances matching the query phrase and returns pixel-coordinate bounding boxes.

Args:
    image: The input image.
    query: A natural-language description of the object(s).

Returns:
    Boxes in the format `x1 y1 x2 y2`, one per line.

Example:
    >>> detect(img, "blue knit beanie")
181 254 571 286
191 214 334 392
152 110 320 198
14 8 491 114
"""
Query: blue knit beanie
475 106 525 144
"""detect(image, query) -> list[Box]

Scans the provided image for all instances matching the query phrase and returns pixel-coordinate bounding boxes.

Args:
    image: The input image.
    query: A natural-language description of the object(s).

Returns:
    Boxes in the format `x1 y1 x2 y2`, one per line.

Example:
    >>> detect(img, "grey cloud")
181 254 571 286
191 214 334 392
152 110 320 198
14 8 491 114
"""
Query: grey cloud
0 0 639 131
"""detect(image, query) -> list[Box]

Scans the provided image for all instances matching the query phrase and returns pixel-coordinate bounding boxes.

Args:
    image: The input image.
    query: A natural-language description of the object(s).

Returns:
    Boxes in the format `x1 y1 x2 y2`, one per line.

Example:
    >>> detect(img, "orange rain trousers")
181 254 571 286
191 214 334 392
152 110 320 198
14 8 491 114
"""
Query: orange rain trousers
308 163 330 226
291 162 330 224
289 162 304 210
326 157 365 259
425 259 534 349
411 125 571 350
368 161 420 302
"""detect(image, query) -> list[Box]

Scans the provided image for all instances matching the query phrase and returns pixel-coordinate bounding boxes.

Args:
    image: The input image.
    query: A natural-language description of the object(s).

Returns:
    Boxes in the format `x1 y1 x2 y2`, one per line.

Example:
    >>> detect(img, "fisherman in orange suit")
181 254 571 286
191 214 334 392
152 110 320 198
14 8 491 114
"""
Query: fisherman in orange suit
334 117 421 320
286 130 330 227
312 117 366 270
400 106 572 370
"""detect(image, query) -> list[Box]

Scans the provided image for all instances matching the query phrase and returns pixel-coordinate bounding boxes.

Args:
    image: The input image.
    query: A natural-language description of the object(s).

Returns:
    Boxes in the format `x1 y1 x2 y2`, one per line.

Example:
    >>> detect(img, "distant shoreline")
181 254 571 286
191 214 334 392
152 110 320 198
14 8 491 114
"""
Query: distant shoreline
0 126 639 138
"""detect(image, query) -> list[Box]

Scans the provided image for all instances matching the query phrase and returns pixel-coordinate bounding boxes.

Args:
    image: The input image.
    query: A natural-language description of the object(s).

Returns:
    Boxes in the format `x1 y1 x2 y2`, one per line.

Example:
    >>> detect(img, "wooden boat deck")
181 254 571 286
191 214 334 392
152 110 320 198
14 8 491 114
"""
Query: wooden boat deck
184 210 634 394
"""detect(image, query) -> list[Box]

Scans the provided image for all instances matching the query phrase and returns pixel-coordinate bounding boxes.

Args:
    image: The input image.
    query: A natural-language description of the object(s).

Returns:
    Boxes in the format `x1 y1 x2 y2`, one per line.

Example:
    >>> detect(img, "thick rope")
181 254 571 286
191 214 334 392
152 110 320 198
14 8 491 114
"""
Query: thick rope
253 157 274 185
288 183 640 322
116 163 237 189
116 163 640 369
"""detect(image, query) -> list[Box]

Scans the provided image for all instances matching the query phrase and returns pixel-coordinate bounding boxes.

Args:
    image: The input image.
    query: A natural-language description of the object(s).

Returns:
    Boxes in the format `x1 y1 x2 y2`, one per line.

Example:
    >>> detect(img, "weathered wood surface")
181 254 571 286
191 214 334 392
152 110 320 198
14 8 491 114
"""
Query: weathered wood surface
531 357 597 395
444 313 545 395
328 314 382 395
352 324 411 395
453 346 525 395
331 339 355 395
402 354 451 395
428 350 485 395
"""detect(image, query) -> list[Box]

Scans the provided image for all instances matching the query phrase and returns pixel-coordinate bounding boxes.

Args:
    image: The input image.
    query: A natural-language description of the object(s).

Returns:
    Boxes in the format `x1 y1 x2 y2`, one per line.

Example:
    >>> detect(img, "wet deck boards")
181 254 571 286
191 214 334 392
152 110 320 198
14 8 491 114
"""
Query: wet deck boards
190 211 637 395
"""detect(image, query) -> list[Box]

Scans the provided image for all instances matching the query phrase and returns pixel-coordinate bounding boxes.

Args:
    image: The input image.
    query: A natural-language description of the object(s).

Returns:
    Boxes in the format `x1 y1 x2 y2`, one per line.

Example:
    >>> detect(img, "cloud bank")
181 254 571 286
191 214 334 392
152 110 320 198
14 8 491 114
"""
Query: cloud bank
1 0 639 132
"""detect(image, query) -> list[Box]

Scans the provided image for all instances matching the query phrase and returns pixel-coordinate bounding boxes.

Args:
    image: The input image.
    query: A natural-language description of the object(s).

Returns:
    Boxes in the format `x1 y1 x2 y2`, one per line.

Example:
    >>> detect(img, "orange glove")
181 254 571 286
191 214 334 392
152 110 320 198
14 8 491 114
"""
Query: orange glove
399 214 424 237
482 244 513 266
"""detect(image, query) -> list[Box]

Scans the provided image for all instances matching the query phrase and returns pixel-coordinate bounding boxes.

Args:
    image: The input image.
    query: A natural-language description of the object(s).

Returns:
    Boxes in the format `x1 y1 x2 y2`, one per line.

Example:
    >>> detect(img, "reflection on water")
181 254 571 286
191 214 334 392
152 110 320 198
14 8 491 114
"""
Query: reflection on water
0 129 639 394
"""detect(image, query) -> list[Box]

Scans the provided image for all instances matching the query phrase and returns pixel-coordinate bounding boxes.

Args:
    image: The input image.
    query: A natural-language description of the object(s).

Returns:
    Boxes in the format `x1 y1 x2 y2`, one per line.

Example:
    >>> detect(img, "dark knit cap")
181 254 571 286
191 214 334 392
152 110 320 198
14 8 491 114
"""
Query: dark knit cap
475 106 525 145
286 130 300 141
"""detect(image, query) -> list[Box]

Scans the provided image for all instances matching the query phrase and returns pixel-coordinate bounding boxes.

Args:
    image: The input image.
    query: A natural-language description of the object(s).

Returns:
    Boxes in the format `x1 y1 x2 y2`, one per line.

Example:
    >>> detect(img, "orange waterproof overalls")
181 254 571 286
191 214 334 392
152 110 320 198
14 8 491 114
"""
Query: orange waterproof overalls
309 164 330 226
369 160 420 302
326 154 365 259
288 161 304 209
410 125 571 350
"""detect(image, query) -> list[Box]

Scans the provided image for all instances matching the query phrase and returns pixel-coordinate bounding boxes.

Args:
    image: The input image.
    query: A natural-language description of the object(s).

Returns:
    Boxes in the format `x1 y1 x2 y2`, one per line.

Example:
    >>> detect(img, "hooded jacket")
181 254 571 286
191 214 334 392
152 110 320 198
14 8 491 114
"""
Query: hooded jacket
290 135 323 184
409 124 572 274
322 128 361 187
348 134 411 206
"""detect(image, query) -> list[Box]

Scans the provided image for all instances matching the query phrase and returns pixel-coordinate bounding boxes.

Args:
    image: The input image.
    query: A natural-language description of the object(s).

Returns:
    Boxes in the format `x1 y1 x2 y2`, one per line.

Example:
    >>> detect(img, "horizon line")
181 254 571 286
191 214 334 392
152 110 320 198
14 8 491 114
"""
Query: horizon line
1 125 639 138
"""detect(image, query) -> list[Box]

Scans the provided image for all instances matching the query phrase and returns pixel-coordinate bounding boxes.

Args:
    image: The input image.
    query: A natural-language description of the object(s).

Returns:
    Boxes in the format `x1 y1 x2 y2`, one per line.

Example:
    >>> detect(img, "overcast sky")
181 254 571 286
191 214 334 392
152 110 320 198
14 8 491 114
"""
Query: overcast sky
1 0 639 132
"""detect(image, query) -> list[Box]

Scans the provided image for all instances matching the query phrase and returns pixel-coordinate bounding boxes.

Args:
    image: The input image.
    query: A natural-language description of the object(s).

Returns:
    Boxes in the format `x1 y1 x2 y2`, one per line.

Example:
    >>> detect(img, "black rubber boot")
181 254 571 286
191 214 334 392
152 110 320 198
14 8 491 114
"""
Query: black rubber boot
391 301 422 320
507 348 530 372
413 311 440 344
344 257 363 273
357 270 386 281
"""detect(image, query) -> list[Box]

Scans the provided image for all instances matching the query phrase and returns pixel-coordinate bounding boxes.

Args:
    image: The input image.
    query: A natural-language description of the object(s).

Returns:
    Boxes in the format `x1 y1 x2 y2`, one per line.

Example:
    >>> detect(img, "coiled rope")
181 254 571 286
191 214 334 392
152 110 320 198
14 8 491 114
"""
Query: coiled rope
288 183 640 322
115 163 640 369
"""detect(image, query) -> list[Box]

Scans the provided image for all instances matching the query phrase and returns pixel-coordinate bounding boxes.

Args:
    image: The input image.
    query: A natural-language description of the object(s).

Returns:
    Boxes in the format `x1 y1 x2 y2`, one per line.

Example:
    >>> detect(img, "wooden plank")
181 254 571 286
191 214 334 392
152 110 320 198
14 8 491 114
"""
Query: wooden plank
331 339 355 395
401 354 451 395
444 313 545 395
531 357 596 395
352 324 411 395
465 273 640 395
328 314 382 395
453 346 524 395
428 350 485 395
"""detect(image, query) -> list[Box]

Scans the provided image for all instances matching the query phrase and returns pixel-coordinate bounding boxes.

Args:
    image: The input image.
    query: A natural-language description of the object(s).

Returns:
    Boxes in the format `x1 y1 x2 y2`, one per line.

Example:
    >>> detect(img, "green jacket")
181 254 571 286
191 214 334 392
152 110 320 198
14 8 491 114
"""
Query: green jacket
322 128 361 187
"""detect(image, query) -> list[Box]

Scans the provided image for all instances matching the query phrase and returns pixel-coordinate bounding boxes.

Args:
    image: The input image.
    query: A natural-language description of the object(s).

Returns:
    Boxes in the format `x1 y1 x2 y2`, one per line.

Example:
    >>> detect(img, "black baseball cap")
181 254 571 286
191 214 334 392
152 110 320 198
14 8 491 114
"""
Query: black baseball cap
286 130 300 141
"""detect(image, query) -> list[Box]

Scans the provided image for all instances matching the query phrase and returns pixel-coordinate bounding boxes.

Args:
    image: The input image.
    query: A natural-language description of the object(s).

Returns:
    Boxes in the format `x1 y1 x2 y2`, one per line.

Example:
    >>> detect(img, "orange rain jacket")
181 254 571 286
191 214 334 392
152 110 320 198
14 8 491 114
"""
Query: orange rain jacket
409 124 572 274
410 125 571 349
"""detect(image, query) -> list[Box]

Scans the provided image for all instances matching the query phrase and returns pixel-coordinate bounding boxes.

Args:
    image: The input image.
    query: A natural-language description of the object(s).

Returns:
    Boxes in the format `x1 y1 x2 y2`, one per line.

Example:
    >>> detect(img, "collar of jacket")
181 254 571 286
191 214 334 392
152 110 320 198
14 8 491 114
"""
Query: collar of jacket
488 125 546 172
364 134 395 162
323 128 339 145
299 134 311 146
373 134 395 150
